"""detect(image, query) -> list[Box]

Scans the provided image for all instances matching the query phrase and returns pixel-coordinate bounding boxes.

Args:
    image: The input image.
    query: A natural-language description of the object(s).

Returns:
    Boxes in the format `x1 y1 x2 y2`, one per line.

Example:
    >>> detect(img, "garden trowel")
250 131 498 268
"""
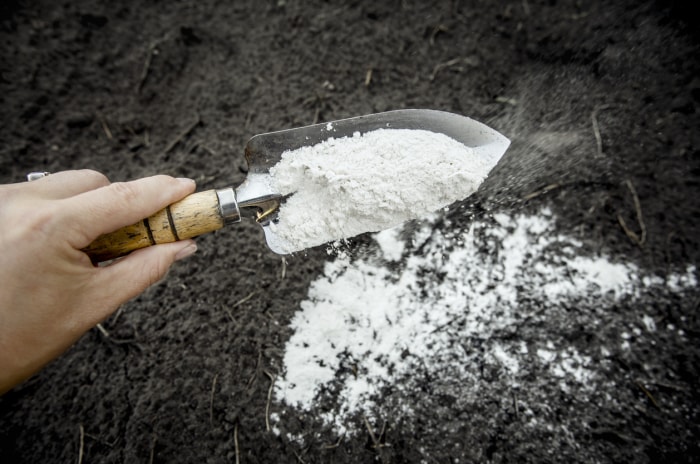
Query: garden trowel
83 109 510 262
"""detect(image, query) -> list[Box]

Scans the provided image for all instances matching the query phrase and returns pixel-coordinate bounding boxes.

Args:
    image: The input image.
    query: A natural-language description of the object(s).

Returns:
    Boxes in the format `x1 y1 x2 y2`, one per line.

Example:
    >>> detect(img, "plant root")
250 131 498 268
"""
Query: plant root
617 179 646 247
164 113 201 154
264 370 276 432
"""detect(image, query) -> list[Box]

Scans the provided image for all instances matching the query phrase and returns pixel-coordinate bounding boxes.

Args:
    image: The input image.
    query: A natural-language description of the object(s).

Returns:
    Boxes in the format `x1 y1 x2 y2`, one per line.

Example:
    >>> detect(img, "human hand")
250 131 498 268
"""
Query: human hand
0 170 198 394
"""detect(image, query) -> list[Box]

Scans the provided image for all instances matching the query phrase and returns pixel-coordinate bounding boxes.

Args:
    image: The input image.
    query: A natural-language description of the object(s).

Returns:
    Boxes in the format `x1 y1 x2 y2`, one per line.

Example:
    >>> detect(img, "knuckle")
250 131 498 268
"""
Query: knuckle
151 174 174 187
109 181 140 204
78 169 109 187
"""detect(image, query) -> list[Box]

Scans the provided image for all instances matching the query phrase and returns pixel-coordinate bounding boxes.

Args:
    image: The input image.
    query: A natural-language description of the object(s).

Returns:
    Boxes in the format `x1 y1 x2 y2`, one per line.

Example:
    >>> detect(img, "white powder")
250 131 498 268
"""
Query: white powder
492 343 520 375
268 128 498 254
642 314 657 332
272 208 698 437
373 228 405 261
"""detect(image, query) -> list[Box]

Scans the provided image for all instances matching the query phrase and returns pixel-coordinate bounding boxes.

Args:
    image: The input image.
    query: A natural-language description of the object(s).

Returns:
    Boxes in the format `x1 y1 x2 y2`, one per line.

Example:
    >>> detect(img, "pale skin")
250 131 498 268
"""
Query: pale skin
0 170 198 394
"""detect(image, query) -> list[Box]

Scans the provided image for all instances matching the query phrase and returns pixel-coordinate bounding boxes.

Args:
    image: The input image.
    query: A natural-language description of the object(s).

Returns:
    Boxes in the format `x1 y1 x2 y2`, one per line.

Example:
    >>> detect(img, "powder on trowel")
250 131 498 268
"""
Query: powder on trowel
268 128 495 253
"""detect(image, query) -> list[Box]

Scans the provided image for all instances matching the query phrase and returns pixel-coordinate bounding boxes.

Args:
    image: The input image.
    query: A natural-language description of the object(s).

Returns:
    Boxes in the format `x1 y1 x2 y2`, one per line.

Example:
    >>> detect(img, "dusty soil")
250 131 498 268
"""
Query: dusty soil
1 0 699 462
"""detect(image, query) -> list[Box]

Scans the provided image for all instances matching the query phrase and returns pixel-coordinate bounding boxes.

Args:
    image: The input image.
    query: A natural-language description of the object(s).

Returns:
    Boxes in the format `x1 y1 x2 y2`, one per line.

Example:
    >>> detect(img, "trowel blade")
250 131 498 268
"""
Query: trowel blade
235 109 510 254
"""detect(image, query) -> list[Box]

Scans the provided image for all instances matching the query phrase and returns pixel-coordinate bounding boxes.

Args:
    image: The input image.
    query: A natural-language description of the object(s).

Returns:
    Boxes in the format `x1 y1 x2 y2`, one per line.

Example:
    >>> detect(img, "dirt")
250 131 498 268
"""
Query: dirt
1 0 699 462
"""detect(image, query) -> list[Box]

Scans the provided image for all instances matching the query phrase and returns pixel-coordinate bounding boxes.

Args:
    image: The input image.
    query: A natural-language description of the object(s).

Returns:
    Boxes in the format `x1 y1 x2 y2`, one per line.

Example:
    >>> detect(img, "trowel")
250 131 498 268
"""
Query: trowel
83 109 510 262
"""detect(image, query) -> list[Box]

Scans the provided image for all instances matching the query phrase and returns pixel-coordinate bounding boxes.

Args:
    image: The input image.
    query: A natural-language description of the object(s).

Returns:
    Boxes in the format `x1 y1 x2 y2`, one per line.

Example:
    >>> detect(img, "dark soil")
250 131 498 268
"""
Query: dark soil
1 1 699 462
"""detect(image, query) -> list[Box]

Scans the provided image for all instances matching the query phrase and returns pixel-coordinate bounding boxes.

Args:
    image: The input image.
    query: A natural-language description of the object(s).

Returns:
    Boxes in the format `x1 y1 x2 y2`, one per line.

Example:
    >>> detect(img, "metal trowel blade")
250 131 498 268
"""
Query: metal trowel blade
235 109 510 254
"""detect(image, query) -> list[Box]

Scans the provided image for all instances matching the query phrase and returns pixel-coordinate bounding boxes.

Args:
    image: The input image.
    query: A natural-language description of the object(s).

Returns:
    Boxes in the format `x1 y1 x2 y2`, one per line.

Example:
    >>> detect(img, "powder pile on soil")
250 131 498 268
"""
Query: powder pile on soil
268 128 494 253
272 207 697 437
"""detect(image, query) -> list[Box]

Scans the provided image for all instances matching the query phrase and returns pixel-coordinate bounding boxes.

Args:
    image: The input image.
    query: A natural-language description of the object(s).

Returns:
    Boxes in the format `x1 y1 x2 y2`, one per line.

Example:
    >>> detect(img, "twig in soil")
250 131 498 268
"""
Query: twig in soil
495 96 517 106
94 323 139 346
137 37 168 94
522 0 530 15
96 323 110 338
83 432 117 448
280 257 287 280
429 24 448 45
377 421 387 443
363 415 378 447
78 424 85 464
431 316 462 334
617 179 646 247
430 57 463 82
294 450 307 463
138 46 155 93
322 435 345 449
264 370 276 432
233 291 256 310
592 428 634 444
591 104 613 158
512 392 520 418
523 182 561 201
164 113 201 154
365 68 373 87
636 380 661 410
149 435 157 464
200 144 217 157
246 350 263 390
96 113 113 140
649 380 684 392
209 372 219 427
233 423 240 464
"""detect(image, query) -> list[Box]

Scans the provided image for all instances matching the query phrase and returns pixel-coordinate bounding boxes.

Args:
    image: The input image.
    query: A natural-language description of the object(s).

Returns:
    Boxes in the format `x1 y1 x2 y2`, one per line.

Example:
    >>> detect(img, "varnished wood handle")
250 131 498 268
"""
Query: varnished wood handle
83 189 224 262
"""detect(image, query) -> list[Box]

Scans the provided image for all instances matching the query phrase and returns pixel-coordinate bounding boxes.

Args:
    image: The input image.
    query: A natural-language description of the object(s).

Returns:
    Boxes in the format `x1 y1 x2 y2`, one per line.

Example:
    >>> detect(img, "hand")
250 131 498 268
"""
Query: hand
0 170 198 394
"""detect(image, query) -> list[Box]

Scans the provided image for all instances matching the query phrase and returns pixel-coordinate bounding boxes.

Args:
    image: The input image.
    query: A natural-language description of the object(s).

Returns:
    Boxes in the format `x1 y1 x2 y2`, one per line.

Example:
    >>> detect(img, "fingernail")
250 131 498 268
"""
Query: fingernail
177 177 196 187
175 242 197 261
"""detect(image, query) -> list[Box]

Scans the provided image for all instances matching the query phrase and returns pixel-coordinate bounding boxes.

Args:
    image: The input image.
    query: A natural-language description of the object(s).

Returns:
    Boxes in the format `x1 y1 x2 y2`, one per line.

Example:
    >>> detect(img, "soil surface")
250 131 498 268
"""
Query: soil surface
1 1 699 463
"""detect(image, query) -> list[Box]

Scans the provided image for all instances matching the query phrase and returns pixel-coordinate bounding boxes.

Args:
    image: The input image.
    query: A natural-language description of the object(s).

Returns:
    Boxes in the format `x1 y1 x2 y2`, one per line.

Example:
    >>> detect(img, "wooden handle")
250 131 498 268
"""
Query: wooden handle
83 189 224 262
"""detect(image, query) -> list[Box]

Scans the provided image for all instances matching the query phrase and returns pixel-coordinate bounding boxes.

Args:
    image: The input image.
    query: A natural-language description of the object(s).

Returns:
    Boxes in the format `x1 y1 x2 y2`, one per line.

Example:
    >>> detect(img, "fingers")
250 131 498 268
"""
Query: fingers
25 170 111 199
61 175 196 248
87 240 197 320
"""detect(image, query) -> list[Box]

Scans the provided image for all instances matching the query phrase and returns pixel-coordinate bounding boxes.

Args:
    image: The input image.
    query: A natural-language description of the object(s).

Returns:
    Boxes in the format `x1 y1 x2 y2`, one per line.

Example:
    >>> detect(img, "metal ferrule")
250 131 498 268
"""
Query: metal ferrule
216 186 282 226
215 187 242 224
237 194 282 225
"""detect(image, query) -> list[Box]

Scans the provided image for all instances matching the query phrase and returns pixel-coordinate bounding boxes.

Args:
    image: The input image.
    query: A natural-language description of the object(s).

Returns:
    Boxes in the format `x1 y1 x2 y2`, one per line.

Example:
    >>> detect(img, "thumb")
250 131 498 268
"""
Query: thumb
91 240 197 313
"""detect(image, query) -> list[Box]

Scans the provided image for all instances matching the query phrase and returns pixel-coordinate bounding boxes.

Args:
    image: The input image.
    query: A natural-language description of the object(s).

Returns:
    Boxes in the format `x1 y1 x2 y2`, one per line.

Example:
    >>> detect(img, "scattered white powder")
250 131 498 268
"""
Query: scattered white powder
550 348 593 392
667 267 697 292
568 257 636 297
268 128 499 254
272 208 698 437
492 343 520 375
537 348 557 364
642 314 657 332
373 228 405 261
